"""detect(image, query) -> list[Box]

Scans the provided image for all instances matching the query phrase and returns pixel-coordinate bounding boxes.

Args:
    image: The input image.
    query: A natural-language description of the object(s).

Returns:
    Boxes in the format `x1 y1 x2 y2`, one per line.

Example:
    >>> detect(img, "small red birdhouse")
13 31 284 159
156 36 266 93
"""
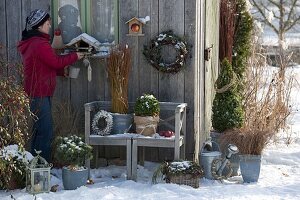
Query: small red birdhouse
126 17 145 36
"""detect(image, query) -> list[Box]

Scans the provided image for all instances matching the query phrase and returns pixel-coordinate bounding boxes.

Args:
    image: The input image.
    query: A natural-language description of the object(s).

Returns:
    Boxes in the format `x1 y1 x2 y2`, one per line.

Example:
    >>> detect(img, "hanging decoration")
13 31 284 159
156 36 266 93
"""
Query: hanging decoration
143 30 188 73
92 110 113 135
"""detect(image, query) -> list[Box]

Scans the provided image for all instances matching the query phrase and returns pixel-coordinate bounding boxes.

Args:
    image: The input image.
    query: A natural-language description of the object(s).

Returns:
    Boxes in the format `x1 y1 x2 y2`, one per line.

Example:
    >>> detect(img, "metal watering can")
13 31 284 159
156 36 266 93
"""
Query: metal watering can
200 140 239 180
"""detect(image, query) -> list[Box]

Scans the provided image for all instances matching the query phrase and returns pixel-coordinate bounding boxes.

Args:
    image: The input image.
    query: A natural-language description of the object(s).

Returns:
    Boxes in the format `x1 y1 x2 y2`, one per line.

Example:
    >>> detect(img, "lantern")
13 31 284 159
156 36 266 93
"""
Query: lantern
26 151 52 194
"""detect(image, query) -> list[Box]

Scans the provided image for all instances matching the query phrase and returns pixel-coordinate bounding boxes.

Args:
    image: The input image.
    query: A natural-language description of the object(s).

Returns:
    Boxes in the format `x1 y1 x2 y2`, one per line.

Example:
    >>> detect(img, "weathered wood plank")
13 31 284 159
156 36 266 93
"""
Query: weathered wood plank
138 0 159 96
70 61 88 134
0 1 7 75
87 59 106 102
158 0 185 103
203 0 220 145
158 0 185 161
6 0 22 65
192 0 206 162
119 0 139 102
184 0 197 160
138 0 160 162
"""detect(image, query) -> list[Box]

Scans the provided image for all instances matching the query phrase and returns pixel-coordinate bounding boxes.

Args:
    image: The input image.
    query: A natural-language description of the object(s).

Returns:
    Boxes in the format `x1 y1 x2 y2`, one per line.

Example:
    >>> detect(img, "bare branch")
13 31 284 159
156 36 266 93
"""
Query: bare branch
251 0 279 34
284 0 298 30
268 0 280 7
285 16 300 32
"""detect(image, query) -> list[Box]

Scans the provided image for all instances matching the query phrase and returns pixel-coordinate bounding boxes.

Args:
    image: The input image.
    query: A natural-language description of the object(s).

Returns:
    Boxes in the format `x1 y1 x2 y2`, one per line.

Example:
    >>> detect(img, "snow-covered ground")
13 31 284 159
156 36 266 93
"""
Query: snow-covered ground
1 66 300 200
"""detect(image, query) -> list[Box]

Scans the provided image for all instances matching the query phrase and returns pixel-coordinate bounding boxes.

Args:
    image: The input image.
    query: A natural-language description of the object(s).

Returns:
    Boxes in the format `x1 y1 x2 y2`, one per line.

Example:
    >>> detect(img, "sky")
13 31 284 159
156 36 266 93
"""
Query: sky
0 66 300 200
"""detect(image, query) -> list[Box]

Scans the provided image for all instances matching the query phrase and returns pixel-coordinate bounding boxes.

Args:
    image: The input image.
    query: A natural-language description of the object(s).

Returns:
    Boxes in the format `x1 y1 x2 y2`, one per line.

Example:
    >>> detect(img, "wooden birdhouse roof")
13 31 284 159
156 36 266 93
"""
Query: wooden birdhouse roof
66 33 102 51
125 17 146 25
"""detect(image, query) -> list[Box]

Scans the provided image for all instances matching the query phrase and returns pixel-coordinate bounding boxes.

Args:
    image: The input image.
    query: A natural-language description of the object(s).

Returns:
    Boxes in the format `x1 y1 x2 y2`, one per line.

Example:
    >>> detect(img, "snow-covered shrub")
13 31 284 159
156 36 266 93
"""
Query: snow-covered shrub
55 135 93 168
134 94 160 117
0 50 32 148
0 145 33 189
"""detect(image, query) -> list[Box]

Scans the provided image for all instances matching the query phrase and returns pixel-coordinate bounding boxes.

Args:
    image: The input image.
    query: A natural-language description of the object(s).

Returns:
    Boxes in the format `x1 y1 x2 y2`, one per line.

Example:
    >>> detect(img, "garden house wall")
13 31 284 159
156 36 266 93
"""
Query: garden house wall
0 0 220 161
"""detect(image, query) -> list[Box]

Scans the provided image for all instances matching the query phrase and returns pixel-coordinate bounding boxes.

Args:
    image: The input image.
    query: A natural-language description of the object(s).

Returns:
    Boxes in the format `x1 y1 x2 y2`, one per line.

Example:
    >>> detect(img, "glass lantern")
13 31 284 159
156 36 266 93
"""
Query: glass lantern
26 151 53 194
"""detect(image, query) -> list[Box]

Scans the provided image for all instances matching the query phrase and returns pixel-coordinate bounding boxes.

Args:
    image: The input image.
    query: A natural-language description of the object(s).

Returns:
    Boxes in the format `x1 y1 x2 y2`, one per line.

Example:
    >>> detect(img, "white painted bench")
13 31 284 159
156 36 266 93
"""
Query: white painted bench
85 101 187 180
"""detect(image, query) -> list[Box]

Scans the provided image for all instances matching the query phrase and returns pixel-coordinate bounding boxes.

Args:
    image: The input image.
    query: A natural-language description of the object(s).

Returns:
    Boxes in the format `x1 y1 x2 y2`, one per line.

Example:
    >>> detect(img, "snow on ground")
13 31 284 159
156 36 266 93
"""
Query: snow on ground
1 66 300 200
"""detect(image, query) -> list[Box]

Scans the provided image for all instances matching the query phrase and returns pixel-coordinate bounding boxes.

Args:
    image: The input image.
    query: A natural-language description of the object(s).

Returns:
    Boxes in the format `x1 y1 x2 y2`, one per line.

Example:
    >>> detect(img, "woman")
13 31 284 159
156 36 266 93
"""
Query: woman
18 9 84 161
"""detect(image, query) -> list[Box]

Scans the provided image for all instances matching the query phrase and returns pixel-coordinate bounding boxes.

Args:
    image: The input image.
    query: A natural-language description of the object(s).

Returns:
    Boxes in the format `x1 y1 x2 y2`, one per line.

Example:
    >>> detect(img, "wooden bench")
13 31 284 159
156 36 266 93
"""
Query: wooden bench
85 101 187 180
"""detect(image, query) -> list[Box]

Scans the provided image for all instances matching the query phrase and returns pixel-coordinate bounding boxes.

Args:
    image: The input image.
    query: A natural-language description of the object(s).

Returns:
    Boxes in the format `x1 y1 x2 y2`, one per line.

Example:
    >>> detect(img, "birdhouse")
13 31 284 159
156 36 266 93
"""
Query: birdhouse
65 33 104 55
126 17 145 36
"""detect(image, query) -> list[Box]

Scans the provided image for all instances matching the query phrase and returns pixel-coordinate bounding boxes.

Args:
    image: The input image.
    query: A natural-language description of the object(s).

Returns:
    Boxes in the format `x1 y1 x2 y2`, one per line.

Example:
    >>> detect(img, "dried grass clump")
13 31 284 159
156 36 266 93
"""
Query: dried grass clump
220 128 273 155
243 33 293 134
107 45 131 114
52 99 81 137
51 99 81 166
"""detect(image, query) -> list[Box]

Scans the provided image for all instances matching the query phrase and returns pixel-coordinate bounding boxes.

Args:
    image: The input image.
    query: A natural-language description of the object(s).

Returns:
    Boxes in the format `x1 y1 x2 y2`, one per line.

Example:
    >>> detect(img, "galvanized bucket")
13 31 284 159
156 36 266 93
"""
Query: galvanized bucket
111 113 133 134
200 141 222 180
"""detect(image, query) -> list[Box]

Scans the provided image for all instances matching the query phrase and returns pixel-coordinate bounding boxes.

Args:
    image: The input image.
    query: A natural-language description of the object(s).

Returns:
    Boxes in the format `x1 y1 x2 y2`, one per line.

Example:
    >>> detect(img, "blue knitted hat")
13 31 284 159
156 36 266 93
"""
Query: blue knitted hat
26 9 50 30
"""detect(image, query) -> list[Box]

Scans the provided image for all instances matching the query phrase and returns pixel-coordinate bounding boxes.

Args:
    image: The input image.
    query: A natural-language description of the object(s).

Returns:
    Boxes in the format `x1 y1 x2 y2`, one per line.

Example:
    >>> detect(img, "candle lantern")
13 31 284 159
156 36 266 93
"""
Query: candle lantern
26 151 53 194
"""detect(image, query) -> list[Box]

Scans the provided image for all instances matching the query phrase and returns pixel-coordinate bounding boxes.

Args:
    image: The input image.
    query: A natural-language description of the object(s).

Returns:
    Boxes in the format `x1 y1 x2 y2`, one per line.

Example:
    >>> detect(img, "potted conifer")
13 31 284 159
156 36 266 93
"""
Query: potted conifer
211 58 244 176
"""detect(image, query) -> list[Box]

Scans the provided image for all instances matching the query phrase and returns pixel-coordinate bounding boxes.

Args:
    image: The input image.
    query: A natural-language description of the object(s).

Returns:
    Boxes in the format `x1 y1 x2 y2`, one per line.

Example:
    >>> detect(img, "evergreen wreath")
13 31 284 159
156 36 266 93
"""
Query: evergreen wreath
91 110 113 135
143 30 188 73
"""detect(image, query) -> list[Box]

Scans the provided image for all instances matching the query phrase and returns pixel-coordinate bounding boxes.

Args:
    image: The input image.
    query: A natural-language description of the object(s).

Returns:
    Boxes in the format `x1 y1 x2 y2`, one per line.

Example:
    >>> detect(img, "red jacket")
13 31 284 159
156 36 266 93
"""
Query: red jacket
18 33 78 97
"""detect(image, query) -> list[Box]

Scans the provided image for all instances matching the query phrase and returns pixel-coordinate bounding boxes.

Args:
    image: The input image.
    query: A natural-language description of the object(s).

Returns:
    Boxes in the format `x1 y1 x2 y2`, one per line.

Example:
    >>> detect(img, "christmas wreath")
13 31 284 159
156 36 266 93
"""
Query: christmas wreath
92 110 113 135
143 30 188 73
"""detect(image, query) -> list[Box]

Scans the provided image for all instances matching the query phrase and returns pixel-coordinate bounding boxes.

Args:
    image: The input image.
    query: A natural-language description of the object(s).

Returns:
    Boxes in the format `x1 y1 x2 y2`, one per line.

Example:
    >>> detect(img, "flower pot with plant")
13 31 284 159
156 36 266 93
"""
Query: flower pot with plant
152 161 204 188
55 135 93 190
133 94 160 136
107 44 133 134
219 128 272 182
210 58 244 176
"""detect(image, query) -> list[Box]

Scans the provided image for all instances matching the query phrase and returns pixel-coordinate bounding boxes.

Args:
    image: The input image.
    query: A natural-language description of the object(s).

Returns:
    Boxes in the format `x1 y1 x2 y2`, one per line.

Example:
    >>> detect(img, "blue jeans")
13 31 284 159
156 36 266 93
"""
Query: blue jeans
30 97 53 162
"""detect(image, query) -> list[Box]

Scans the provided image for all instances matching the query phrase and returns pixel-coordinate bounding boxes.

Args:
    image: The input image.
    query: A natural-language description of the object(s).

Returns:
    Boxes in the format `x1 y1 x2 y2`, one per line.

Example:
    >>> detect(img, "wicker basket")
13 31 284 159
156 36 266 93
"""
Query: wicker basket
167 174 200 188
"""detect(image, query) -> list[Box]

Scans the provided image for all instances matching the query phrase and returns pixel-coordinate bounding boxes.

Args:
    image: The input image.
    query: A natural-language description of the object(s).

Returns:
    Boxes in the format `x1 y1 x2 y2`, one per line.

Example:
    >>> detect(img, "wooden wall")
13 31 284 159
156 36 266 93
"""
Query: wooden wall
0 0 220 161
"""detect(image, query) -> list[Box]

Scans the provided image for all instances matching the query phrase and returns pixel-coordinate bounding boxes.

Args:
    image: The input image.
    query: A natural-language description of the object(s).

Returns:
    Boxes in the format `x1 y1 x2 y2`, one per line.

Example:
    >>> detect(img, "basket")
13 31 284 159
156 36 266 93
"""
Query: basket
166 174 200 188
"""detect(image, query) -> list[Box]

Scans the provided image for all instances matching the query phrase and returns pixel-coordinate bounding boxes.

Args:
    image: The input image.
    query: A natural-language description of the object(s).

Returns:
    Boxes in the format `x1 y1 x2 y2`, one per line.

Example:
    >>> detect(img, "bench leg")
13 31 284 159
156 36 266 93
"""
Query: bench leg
174 143 180 160
85 158 91 179
126 139 132 180
138 147 145 166
131 139 138 181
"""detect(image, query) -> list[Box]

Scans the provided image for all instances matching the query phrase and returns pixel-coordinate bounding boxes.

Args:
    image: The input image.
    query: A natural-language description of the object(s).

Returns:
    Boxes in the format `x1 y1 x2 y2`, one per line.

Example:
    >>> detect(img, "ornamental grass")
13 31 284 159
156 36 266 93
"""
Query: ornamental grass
219 21 294 152
220 128 273 155
107 45 131 114
242 22 293 136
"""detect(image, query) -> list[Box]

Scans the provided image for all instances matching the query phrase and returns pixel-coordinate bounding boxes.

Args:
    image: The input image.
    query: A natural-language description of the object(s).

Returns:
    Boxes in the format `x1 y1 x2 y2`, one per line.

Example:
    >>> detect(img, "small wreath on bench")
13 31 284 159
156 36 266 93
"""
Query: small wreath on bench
92 110 113 135
143 30 188 73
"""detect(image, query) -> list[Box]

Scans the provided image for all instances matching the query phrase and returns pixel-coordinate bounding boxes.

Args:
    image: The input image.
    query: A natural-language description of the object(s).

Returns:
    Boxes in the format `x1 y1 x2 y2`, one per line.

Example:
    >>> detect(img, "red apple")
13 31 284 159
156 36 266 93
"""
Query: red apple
159 131 166 136
131 23 140 33
54 29 61 36
164 131 175 137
